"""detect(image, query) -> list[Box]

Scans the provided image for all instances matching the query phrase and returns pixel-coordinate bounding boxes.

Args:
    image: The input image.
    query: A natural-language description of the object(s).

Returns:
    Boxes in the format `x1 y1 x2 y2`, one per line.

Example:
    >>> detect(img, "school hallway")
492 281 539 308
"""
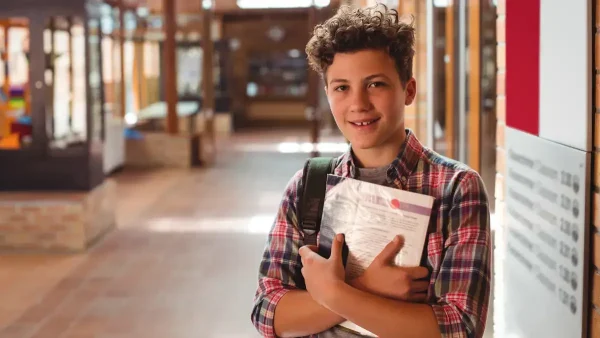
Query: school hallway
0 129 494 338
0 130 340 338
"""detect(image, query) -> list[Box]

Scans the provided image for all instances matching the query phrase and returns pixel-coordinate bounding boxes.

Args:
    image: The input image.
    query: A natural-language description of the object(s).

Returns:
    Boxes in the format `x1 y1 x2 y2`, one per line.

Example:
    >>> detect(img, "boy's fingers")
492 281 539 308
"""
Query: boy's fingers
409 292 428 303
410 280 430 293
405 266 430 279
329 233 345 262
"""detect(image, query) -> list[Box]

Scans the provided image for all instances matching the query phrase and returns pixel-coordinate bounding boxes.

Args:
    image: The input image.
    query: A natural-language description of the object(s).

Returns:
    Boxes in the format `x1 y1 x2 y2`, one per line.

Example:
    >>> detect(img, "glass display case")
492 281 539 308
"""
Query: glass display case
159 40 232 113
246 49 308 100
0 18 31 149
44 16 90 148
0 0 108 191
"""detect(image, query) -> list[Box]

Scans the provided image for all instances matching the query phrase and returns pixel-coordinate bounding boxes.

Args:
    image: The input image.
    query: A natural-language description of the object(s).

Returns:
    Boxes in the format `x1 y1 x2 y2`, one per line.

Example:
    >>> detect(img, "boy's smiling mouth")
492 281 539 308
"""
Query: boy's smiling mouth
349 117 381 127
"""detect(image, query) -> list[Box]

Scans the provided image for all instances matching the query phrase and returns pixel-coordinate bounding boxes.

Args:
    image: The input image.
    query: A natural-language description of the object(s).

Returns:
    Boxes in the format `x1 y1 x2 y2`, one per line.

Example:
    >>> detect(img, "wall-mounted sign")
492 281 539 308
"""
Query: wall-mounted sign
501 127 590 338
506 0 591 152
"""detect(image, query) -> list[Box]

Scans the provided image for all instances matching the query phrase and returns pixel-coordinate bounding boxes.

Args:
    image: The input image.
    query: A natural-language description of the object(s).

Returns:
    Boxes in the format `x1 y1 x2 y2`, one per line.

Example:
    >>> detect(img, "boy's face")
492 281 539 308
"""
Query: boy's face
324 49 416 151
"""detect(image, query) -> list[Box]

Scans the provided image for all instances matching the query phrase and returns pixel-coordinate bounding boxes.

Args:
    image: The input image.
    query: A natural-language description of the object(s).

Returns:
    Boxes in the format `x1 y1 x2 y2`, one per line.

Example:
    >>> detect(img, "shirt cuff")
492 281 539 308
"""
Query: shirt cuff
260 288 293 338
430 303 469 338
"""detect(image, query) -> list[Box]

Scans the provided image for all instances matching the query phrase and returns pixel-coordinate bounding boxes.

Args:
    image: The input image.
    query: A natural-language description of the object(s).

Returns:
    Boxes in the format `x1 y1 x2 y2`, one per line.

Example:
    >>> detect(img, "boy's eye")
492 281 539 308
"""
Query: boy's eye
368 81 386 88
334 85 348 92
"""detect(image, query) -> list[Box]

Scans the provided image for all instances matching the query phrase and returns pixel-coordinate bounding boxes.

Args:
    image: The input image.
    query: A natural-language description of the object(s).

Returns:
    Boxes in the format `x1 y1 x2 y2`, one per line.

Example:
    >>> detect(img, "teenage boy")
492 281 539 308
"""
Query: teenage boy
251 4 491 338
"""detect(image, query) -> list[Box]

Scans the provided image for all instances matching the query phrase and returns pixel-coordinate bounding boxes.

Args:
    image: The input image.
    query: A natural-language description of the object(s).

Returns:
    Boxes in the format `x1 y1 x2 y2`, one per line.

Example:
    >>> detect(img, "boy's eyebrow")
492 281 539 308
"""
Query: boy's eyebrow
329 78 348 85
329 73 390 86
364 73 390 81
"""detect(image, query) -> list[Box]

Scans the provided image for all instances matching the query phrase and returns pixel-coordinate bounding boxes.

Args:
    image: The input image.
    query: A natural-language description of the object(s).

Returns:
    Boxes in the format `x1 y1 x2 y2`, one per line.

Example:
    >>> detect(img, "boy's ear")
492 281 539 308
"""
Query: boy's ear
404 78 417 106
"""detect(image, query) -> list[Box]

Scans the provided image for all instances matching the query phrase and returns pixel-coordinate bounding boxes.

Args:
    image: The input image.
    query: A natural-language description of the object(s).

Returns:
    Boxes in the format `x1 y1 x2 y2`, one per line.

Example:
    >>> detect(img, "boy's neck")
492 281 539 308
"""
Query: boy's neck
352 129 407 169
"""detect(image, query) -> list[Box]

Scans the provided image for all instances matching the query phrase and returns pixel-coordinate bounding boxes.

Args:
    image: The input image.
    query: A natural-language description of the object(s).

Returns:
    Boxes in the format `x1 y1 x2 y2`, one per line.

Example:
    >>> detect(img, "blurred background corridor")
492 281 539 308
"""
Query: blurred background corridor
0 0 596 337
0 129 347 338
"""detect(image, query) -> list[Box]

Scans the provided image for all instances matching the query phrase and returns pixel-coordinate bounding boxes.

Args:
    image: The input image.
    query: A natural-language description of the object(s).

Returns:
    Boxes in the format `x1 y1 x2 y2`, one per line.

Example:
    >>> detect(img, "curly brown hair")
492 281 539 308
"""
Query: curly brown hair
305 4 415 86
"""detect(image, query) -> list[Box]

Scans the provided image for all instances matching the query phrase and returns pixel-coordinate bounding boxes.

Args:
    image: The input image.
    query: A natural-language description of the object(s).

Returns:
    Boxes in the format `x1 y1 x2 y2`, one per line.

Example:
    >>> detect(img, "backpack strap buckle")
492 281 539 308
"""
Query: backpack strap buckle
299 157 337 246
302 220 317 236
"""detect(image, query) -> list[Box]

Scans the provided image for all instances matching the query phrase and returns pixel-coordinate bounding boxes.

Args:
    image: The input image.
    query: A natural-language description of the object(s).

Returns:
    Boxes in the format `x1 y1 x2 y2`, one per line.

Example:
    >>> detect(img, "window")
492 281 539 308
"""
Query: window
72 20 87 141
142 42 160 107
124 40 134 116
88 16 103 143
7 26 29 87
237 0 330 9
364 0 399 7
101 6 122 118
177 46 202 97
44 16 88 148
45 18 72 140
143 42 160 78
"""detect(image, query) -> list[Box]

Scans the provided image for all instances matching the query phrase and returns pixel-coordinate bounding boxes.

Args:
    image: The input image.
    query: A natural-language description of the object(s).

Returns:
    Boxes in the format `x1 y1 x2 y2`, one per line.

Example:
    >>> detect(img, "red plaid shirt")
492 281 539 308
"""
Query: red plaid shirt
251 130 491 338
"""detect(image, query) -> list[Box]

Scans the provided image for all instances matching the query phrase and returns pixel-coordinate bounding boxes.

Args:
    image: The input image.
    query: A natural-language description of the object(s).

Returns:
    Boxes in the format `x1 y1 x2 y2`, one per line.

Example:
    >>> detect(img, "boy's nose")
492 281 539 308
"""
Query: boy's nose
349 89 372 113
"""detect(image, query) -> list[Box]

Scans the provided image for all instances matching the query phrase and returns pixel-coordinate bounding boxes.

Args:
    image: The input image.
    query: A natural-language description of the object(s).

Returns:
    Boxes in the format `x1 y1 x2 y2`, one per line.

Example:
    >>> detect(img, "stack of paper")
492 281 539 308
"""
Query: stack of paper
318 175 435 337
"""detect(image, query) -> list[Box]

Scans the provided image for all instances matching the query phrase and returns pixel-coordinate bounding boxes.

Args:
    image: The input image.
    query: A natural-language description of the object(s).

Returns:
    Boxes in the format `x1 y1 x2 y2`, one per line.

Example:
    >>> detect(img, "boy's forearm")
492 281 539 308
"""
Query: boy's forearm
324 281 442 338
274 290 345 338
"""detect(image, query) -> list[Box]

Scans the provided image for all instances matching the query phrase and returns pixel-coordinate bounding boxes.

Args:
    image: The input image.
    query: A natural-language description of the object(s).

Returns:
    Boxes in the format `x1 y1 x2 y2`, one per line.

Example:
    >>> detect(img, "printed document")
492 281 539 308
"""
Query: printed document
318 175 435 337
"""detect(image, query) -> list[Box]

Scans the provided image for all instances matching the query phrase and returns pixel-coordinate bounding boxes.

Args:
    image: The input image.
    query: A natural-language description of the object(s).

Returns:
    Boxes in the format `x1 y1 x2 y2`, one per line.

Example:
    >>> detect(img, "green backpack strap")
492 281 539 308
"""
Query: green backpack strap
299 156 338 246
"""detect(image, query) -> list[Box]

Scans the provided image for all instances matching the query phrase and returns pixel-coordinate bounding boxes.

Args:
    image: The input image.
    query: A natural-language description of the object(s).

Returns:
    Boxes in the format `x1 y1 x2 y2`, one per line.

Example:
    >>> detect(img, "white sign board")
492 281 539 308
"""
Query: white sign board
502 127 590 338
539 0 591 151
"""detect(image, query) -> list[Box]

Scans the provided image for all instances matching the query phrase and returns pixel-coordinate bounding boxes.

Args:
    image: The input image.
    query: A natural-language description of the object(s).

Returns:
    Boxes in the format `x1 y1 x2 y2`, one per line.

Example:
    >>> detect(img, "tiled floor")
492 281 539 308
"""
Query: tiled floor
0 128 494 338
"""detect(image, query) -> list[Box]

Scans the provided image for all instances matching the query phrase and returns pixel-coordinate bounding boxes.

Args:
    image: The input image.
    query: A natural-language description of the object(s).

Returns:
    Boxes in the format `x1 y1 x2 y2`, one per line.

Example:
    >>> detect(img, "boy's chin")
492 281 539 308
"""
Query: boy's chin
348 138 380 150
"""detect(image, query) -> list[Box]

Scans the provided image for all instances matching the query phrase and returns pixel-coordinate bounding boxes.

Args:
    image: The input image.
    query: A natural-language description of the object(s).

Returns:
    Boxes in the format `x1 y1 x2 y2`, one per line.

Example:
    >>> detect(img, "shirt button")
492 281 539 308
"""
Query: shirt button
401 176 407 183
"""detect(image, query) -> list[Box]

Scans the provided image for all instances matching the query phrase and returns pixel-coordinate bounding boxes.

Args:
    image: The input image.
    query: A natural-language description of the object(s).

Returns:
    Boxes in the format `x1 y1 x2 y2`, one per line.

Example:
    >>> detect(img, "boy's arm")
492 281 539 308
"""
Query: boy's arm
326 282 441 338
302 171 491 338
272 290 344 337
429 171 491 338
250 170 344 338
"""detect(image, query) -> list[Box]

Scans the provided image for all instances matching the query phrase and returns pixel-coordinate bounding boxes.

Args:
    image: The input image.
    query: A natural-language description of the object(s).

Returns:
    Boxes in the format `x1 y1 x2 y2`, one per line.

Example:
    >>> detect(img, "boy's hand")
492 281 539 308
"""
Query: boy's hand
299 233 346 307
350 235 430 302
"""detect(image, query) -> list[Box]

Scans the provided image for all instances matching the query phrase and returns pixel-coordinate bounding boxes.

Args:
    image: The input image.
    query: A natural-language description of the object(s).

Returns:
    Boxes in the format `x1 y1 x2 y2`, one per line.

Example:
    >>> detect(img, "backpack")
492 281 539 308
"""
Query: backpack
295 156 353 290
298 156 338 246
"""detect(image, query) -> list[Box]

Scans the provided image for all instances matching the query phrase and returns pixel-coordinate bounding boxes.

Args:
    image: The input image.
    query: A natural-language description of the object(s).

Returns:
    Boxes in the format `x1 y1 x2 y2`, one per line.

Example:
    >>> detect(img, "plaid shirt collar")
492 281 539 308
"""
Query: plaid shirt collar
337 129 423 185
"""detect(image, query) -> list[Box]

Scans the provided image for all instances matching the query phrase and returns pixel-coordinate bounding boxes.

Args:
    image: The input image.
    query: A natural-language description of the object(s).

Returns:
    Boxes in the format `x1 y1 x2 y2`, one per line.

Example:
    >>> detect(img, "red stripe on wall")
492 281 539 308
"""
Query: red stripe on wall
506 0 540 135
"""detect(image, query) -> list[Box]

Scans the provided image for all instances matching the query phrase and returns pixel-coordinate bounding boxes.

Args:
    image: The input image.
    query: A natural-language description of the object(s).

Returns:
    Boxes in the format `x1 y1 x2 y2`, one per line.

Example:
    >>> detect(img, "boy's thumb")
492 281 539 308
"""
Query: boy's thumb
374 235 404 265
329 233 345 261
